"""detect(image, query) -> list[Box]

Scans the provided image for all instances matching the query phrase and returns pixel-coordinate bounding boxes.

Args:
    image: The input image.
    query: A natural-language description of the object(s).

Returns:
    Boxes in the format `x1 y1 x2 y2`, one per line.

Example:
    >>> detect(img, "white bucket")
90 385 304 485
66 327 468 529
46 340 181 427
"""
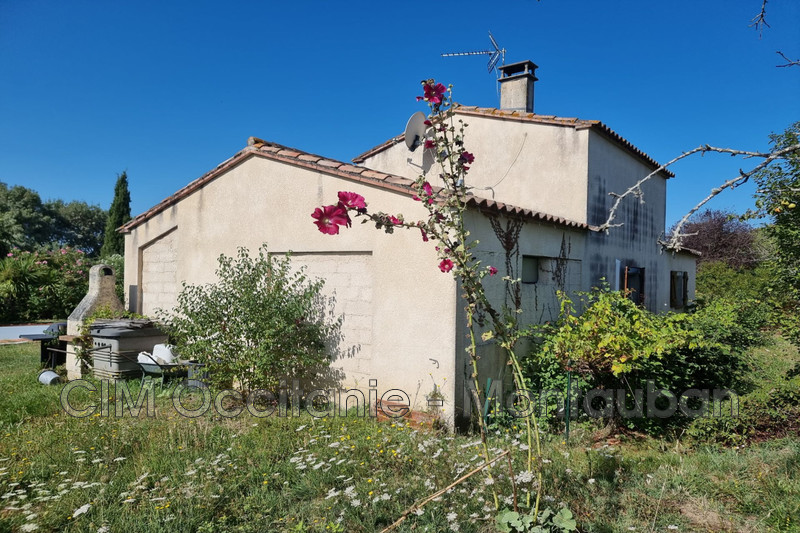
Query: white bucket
38 369 61 385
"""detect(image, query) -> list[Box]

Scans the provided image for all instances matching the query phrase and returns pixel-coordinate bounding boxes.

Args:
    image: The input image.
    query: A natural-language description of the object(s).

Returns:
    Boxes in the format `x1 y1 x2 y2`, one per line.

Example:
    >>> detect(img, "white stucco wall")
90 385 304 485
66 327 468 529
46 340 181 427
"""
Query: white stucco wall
360 114 590 224
124 154 459 416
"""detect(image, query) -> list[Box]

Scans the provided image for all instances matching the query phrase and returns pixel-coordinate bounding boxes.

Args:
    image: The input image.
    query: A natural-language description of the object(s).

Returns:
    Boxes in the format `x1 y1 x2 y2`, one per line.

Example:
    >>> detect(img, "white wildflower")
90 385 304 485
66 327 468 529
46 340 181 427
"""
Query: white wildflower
447 512 457 522
413 508 424 516
20 524 38 532
515 470 534 484
588 478 596 484
325 488 340 500
350 499 361 507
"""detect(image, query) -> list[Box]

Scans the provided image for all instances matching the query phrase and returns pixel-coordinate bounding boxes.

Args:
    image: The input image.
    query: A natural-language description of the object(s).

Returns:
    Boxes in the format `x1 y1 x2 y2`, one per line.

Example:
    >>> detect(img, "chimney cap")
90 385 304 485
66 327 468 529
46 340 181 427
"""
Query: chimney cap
498 60 538 81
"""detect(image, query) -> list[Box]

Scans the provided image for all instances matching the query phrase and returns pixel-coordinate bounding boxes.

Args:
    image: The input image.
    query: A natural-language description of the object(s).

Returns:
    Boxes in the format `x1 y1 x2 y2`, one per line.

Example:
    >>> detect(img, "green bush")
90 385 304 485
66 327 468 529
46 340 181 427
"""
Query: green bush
0 247 91 322
697 256 800 348
524 288 767 434
160 245 340 395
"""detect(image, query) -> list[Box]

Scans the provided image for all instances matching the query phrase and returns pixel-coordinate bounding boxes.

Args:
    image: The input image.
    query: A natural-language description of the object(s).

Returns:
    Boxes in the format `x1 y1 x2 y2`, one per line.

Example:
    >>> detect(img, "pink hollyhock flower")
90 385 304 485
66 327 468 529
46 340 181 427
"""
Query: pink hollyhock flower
413 182 434 204
439 259 454 273
420 228 429 242
337 191 366 210
311 204 351 235
423 120 432 126
423 83 447 104
488 266 498 276
388 215 401 225
6 253 12 257
459 151 475 164
424 139 436 149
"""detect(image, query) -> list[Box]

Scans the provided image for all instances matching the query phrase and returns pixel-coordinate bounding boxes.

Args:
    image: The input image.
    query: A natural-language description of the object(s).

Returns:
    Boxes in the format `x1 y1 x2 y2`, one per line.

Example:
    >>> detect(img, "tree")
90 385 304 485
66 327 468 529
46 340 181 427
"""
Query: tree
101 171 131 257
46 199 108 256
671 209 762 269
0 182 57 256
751 122 800 291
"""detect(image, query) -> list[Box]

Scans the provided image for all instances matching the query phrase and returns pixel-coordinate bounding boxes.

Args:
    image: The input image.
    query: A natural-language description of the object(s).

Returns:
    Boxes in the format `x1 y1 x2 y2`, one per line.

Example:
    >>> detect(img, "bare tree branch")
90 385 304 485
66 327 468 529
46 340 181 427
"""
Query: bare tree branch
598 144 792 233
750 0 770 37
777 51 800 67
663 143 800 252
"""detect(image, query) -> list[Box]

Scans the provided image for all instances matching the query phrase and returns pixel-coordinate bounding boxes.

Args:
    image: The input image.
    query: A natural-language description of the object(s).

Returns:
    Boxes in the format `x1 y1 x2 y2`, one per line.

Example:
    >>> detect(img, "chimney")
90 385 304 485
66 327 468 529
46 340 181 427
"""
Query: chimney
498 60 538 113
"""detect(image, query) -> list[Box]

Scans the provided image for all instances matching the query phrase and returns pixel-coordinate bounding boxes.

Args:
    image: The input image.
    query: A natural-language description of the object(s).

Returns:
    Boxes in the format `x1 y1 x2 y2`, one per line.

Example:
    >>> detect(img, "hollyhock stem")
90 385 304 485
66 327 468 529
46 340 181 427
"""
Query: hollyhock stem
467 305 500 510
507 346 542 513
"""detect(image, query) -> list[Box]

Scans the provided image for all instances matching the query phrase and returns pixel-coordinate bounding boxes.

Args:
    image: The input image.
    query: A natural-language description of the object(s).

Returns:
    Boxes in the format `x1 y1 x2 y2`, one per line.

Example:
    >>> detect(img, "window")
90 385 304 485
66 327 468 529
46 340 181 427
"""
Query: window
623 266 645 305
521 256 539 284
670 270 689 309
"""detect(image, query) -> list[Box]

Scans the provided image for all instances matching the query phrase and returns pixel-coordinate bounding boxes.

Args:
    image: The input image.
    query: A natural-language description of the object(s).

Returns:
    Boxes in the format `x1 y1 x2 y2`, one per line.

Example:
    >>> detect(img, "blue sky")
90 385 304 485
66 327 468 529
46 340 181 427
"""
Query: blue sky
1 0 798 229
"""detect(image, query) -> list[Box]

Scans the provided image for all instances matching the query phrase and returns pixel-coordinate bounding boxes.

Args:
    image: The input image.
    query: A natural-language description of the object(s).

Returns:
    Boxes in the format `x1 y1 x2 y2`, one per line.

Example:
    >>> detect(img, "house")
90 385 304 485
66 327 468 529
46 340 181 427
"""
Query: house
120 60 696 427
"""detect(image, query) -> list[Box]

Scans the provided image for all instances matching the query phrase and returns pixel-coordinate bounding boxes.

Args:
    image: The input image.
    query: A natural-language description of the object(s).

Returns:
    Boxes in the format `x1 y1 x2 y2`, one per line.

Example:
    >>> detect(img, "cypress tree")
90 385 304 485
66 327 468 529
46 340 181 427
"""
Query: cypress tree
101 171 132 257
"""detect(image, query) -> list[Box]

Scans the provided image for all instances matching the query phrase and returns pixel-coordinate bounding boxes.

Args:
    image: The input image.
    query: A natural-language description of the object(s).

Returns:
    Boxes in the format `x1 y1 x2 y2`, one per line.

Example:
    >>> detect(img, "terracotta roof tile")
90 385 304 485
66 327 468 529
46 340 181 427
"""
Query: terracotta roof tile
360 169 390 180
316 159 344 169
466 196 593 231
337 164 365 174
120 138 595 234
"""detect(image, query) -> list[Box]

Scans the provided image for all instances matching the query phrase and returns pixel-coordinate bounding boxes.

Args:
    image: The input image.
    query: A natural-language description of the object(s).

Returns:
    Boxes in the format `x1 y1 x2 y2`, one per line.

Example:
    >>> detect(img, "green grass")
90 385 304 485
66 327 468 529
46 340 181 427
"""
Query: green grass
1 342 799 532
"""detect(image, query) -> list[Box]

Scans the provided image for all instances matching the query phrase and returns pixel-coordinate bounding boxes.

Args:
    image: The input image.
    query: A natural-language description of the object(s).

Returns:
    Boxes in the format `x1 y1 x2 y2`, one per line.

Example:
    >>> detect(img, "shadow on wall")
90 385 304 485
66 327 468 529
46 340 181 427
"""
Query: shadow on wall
303 290 349 392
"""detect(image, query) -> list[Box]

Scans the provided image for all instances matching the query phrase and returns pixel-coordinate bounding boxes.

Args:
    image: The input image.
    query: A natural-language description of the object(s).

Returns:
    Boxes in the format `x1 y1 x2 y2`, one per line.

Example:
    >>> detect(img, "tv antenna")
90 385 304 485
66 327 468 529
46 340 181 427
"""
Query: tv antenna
441 31 506 72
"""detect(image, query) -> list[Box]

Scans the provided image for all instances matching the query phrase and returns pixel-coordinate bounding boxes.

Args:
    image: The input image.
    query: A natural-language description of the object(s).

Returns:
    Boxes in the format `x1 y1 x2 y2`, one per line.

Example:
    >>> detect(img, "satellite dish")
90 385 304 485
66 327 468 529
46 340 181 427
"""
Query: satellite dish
404 111 427 151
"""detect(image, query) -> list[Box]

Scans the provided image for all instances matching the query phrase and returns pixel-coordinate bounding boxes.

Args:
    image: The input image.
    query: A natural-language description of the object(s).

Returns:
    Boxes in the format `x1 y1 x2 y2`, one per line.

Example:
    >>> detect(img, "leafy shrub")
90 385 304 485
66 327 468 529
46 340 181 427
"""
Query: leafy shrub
524 288 767 434
0 247 91 322
526 287 690 388
160 245 340 395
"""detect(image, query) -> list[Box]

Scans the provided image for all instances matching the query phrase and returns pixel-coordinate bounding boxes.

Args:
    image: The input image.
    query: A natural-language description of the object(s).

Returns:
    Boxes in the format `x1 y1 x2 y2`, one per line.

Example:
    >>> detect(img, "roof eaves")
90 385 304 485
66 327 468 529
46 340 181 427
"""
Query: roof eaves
118 148 254 233
466 196 597 232
122 137 599 234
